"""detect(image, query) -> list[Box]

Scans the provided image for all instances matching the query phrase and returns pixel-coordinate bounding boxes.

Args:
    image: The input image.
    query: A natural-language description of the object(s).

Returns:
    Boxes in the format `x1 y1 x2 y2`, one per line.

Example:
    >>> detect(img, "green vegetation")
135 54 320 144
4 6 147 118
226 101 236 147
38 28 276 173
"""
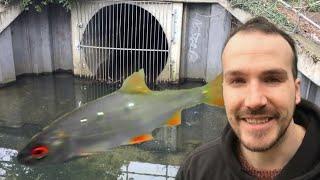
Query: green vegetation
229 0 295 31
287 0 320 12
0 0 75 11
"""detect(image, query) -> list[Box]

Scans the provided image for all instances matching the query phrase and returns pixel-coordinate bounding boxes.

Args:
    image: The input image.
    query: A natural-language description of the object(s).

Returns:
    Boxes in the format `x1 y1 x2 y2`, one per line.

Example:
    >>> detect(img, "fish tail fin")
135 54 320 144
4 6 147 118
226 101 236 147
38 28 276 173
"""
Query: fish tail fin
201 74 224 107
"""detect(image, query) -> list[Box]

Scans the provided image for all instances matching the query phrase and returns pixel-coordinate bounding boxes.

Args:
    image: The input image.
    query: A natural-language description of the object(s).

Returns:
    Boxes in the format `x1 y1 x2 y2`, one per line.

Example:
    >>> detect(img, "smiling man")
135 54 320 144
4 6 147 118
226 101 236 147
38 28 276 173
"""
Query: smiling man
176 17 320 180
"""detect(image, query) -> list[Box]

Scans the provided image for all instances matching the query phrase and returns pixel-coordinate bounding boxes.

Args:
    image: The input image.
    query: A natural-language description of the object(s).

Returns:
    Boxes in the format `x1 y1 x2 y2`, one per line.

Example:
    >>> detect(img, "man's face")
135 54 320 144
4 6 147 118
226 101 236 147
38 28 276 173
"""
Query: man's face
222 31 301 152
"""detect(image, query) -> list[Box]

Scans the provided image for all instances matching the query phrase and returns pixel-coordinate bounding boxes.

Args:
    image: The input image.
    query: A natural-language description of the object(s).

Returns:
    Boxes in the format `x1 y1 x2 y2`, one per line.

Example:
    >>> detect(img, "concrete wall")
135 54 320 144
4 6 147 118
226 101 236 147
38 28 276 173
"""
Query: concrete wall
12 9 52 75
180 3 231 81
0 1 23 34
299 72 320 107
0 5 73 82
49 5 73 71
0 26 16 85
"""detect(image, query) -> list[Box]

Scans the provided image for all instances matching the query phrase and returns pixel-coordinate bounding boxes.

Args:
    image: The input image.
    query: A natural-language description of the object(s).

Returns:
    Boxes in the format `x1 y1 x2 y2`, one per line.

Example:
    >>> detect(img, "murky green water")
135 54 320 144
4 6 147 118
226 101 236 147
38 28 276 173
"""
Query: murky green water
0 73 227 180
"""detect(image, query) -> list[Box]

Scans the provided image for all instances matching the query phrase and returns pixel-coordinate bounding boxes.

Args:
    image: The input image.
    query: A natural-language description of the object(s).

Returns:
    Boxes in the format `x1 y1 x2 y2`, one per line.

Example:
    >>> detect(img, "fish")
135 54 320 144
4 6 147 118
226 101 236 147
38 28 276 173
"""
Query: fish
17 69 223 166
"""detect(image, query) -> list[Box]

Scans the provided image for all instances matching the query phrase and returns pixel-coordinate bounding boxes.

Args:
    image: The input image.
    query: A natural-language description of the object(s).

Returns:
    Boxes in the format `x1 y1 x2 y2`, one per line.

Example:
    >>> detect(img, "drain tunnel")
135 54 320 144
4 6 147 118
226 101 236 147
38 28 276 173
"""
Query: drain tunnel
80 3 169 84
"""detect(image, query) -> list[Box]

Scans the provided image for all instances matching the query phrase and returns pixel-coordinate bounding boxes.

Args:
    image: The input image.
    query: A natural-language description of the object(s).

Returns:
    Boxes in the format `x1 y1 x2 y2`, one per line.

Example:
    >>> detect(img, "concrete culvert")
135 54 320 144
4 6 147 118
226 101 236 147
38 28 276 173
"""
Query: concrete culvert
81 3 169 84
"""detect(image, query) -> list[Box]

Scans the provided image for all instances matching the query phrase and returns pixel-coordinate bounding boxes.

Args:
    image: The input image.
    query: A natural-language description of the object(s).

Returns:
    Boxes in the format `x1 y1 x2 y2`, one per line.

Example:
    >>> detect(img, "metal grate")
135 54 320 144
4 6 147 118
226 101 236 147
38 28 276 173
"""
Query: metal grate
76 1 173 84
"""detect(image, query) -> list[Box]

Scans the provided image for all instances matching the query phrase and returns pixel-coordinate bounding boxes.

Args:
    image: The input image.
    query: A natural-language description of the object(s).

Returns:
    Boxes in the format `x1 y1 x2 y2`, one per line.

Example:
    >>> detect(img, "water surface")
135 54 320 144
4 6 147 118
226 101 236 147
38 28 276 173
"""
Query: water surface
0 73 227 179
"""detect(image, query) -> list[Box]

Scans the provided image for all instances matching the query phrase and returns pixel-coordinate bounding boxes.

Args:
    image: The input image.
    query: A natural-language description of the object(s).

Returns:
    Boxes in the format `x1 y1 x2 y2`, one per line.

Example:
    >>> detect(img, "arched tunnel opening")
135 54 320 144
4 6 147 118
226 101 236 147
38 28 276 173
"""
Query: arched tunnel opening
82 3 169 84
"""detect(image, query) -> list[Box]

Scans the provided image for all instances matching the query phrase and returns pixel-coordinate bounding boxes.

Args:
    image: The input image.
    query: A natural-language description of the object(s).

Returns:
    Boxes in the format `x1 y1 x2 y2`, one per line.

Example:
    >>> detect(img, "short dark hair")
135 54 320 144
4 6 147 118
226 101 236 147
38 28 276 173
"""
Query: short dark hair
222 16 298 79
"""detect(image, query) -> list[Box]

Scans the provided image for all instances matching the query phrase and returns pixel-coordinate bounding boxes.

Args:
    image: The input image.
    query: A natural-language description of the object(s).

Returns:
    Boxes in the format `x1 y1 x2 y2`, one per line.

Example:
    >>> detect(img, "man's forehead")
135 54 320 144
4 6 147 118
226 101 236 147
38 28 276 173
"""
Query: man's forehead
222 31 293 59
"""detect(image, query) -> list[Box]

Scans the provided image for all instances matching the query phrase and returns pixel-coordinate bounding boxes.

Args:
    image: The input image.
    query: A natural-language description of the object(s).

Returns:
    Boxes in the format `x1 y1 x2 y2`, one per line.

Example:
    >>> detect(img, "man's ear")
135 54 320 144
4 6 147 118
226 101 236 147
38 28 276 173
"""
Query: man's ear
295 78 301 105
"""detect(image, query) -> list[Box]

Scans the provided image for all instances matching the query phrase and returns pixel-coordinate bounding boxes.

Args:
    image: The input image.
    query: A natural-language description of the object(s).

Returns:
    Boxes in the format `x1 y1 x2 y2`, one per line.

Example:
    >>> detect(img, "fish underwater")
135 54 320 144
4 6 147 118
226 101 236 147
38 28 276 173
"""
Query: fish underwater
17 69 223 166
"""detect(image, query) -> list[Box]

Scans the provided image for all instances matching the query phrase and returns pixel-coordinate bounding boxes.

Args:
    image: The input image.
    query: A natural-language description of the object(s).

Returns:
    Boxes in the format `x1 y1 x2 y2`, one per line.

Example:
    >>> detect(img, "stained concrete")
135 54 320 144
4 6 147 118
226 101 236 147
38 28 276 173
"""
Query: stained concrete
0 26 16 84
180 3 231 81
49 5 73 71
299 72 320 106
206 4 231 81
7 6 72 78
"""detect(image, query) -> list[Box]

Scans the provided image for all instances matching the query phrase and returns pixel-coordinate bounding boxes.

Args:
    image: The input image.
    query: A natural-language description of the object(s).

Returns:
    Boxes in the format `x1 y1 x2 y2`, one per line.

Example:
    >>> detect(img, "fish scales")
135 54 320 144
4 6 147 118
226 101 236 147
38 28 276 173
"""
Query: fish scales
17 69 223 165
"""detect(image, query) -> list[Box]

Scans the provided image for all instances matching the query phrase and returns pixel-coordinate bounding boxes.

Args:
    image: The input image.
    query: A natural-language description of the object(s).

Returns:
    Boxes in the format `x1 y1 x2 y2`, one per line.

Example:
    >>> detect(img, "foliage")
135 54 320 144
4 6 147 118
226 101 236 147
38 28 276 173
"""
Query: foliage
0 0 76 11
229 0 295 31
286 0 320 12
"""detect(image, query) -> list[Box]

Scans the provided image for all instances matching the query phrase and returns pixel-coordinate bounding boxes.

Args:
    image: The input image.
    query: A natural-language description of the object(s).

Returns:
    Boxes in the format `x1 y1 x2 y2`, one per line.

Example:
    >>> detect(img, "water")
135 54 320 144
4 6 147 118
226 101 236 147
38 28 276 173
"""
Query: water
0 73 227 180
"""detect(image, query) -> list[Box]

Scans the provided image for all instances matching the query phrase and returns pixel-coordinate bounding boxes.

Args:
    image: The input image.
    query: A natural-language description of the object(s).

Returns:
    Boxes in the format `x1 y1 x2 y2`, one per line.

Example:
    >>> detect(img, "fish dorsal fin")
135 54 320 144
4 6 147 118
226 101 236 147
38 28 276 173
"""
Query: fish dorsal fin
129 134 153 144
119 69 151 94
202 73 224 107
166 110 182 127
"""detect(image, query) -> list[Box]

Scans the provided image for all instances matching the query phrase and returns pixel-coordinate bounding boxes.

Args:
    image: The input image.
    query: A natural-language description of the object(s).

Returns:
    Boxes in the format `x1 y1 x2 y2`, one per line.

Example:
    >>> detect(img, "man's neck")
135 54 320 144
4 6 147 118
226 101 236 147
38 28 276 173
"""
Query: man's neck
239 120 306 171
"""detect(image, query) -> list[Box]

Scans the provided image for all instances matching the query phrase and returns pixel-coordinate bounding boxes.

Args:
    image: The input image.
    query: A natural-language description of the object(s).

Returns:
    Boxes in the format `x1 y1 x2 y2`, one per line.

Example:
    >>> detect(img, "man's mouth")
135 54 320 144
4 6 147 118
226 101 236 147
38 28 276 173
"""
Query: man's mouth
241 117 274 124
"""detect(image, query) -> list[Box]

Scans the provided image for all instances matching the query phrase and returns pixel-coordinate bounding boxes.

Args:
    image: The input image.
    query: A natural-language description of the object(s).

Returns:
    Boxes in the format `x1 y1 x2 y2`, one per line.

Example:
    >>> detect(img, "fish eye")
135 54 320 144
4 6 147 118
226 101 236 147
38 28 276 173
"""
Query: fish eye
31 145 49 159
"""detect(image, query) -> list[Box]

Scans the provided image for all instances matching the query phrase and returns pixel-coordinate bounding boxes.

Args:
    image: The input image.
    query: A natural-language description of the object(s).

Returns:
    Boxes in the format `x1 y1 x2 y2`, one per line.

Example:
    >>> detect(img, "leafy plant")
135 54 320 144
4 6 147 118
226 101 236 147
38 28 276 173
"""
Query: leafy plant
0 0 75 11
230 0 295 31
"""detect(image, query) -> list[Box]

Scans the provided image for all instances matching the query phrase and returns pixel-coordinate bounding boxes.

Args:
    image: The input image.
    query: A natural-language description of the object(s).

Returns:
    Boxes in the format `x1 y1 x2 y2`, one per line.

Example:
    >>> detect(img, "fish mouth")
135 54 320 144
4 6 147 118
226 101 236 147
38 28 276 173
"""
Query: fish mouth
17 151 33 166
17 150 47 166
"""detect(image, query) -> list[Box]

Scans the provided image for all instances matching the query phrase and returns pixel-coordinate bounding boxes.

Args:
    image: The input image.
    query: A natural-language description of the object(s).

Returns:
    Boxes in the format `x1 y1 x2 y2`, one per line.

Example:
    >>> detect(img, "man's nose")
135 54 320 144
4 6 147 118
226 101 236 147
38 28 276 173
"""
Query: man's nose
244 82 267 109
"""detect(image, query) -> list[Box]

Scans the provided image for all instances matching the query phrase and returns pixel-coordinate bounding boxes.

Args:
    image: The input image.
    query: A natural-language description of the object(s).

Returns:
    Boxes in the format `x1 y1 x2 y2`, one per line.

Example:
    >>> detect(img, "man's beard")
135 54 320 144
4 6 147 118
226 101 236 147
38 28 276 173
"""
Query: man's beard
234 105 291 152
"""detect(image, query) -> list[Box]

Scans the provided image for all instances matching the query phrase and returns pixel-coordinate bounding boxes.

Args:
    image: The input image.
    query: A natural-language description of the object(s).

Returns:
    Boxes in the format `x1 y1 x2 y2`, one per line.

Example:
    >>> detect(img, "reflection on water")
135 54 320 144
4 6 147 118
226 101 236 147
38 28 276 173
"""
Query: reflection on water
119 161 178 180
0 73 227 179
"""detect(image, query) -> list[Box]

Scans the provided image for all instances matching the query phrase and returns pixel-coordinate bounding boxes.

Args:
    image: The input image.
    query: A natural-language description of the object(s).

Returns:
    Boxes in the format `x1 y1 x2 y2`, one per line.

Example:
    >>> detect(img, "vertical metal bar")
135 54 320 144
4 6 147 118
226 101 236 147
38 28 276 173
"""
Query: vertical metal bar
82 3 86 79
95 3 98 81
108 3 112 83
139 2 143 71
119 3 122 82
112 2 115 83
122 3 125 79
153 3 157 84
148 2 153 83
146 2 150 83
123 3 126 79
92 3 95 80
100 4 103 81
170 3 173 81
89 3 93 80
98 3 101 81
76 2 85 78
159 4 166 83
141 2 145 78
82 4 90 79
85 3 89 79
91 3 94 80
103 4 105 81
156 3 161 84
166 3 170 82
105 3 108 82
125 3 129 78
115 2 119 83
76 2 81 78
91 2 97 80
134 2 138 72
130 3 134 75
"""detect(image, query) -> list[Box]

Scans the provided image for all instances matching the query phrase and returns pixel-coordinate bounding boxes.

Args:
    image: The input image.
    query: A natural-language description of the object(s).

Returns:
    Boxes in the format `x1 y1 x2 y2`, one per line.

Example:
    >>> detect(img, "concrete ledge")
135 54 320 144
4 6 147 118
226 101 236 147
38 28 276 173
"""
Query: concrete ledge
0 1 23 34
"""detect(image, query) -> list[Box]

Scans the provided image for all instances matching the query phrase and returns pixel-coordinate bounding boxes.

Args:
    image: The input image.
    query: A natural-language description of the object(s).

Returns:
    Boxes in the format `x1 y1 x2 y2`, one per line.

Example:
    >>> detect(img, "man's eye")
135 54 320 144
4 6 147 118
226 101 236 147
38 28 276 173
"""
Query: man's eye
264 77 282 83
230 78 246 85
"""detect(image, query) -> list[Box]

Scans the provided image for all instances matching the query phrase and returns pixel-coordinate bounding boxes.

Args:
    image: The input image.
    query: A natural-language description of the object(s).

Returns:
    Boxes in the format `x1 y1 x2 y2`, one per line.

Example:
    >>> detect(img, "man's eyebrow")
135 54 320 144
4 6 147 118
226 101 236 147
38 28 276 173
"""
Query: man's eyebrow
223 69 288 78
224 70 246 77
262 69 288 77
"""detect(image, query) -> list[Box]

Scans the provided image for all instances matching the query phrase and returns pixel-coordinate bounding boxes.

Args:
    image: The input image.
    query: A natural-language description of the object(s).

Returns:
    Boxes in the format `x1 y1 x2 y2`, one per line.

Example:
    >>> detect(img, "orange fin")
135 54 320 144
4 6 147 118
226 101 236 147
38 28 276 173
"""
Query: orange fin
202 73 224 107
129 134 153 144
119 69 151 94
166 110 182 127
